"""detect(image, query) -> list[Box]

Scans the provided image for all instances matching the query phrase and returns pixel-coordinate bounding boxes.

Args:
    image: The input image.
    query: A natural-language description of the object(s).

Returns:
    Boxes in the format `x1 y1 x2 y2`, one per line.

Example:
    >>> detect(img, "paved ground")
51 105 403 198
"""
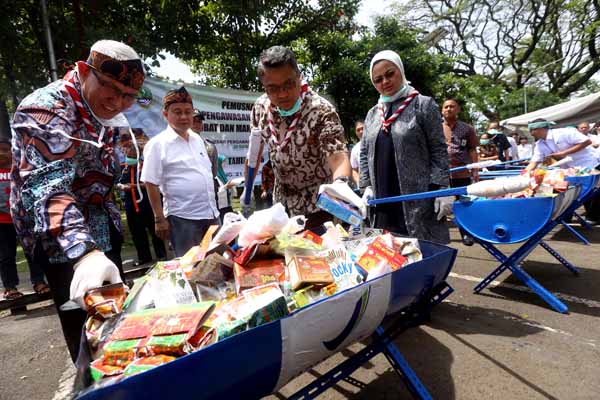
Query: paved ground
1 223 599 400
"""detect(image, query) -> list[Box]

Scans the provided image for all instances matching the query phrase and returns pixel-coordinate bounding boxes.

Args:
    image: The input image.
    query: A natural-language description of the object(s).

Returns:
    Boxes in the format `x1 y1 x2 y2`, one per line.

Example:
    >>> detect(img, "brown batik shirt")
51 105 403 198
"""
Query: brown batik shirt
250 89 347 216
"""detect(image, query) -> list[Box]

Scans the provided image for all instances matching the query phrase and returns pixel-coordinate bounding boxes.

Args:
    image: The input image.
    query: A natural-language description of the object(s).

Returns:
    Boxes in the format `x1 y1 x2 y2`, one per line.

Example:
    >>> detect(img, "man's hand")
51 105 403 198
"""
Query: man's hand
70 250 122 309
261 190 268 200
434 196 455 220
154 217 170 241
116 183 131 191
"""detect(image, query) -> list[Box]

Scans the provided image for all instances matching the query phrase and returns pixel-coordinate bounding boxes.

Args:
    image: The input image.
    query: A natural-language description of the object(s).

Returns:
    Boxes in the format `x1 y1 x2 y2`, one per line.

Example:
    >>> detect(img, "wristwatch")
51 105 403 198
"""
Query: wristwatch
335 175 357 190
66 241 98 261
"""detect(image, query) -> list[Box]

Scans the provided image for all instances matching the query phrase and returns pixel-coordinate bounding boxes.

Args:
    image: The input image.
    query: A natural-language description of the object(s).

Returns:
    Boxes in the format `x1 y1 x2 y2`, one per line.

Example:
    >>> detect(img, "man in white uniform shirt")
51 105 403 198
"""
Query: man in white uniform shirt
142 87 219 256
525 118 599 172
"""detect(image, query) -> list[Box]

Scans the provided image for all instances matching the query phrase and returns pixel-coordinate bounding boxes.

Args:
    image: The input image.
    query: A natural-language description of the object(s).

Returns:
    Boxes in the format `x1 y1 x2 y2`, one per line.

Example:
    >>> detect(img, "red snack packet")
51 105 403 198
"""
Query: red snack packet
302 230 323 245
84 283 128 319
356 236 407 272
234 259 286 294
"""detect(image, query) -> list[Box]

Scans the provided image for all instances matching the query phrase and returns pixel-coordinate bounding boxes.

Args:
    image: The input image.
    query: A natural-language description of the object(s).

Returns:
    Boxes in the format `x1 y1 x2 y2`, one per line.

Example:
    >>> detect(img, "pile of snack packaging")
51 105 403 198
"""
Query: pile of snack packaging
489 167 596 199
84 203 423 386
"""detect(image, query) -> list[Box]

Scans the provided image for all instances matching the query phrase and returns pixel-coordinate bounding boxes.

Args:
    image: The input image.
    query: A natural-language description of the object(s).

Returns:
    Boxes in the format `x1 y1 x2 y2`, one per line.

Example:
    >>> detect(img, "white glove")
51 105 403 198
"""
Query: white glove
361 187 374 204
434 196 455 220
319 180 367 218
70 250 122 309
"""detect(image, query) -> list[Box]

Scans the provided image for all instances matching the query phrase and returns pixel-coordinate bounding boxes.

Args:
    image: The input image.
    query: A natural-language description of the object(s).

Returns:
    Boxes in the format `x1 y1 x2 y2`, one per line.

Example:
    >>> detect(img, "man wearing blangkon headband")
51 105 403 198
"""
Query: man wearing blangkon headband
11 40 144 362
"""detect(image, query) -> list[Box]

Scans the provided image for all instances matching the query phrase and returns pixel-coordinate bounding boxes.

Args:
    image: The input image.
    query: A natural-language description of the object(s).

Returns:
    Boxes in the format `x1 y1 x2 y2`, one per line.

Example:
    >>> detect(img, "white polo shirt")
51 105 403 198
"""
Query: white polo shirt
350 141 361 170
141 126 219 220
531 127 599 169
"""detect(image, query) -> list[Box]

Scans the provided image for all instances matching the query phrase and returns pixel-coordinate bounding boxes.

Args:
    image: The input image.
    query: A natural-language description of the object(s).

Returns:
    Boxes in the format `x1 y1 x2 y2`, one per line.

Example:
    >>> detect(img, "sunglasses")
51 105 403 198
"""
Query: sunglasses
372 69 397 85
90 68 138 103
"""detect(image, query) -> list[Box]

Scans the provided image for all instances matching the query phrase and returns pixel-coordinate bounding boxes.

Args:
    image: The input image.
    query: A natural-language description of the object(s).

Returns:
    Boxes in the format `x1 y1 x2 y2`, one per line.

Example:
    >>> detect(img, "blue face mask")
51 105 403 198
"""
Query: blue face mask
125 156 138 166
277 97 302 117
480 139 491 145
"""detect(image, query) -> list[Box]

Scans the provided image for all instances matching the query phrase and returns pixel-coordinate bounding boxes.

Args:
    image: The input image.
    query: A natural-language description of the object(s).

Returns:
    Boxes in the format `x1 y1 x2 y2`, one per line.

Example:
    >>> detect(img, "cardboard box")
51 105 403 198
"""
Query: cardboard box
287 255 335 290
234 258 286 294
316 192 363 226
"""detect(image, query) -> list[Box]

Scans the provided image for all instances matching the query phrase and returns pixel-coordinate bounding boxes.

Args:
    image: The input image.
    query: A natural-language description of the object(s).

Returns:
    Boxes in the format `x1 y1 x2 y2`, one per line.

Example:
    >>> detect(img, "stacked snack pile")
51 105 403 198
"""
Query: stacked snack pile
83 203 423 387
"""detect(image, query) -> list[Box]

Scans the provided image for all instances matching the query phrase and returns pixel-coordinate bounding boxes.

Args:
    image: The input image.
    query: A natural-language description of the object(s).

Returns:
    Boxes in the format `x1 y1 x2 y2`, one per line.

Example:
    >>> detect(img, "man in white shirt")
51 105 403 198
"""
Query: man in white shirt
350 120 364 185
525 118 599 172
141 87 219 256
517 136 534 160
506 131 519 160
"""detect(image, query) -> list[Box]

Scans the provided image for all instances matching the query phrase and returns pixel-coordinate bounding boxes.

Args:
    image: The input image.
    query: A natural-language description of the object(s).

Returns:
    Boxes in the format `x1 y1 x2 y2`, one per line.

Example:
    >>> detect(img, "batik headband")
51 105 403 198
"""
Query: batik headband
86 50 145 90
163 87 193 109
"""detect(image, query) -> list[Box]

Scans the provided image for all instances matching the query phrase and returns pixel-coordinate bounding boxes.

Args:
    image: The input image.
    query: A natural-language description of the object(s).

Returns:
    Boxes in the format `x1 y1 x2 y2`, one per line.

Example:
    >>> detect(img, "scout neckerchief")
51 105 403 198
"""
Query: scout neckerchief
267 82 309 151
378 91 419 133
63 64 114 170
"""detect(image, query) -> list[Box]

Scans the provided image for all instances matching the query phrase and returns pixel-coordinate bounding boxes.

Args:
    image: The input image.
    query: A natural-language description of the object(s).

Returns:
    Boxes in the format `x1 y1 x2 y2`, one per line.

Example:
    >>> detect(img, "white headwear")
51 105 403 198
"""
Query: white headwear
90 40 140 61
369 50 413 103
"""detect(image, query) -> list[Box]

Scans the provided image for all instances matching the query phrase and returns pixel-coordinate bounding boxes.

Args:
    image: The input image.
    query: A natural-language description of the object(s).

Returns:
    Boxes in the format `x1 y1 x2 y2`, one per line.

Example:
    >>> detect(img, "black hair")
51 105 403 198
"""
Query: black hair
355 119 365 126
257 46 300 80
444 98 461 107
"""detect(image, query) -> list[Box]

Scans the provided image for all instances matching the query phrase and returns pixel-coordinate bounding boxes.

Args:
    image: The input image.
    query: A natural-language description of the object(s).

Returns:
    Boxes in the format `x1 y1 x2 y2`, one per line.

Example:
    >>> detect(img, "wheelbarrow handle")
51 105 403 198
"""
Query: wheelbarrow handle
368 187 467 205
449 157 531 173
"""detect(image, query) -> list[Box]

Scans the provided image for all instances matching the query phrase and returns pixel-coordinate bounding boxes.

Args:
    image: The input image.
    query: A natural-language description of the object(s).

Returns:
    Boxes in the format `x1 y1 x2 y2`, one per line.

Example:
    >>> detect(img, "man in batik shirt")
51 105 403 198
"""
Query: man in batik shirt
11 40 144 361
246 46 351 230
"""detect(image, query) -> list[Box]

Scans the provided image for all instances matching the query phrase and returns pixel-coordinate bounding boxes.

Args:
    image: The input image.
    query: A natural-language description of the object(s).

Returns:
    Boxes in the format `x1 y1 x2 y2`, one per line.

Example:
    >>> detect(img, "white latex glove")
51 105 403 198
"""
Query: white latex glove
319 181 367 218
70 250 122 309
361 186 374 204
434 196 455 221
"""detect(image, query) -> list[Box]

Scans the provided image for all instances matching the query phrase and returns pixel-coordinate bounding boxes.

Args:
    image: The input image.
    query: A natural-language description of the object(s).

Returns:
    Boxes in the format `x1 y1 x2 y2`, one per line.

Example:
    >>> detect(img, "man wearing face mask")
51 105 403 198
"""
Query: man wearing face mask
245 46 351 231
117 128 166 265
142 87 219 257
487 121 511 162
11 40 143 361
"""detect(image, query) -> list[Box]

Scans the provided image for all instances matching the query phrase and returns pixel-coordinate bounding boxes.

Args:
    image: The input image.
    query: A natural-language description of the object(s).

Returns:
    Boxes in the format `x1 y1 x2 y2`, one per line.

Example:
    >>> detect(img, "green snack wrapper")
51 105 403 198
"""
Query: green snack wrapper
248 296 289 328
90 359 123 382
102 339 142 367
145 333 188 356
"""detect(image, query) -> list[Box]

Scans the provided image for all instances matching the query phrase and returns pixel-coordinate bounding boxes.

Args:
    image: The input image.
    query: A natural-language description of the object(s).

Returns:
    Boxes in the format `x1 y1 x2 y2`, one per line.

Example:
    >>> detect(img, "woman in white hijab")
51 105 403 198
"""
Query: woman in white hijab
359 50 451 243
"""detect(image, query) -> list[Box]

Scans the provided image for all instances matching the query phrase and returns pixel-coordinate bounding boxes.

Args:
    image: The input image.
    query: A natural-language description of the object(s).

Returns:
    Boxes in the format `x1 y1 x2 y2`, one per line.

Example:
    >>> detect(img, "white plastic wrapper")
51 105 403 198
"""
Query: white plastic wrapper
238 203 290 247
318 181 367 218
280 215 307 235
209 212 247 250
466 176 530 197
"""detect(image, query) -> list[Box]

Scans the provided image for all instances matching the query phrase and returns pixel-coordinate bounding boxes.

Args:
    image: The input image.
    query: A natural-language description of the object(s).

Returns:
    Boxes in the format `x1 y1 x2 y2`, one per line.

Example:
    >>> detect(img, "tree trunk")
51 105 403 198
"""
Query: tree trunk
0 99 12 141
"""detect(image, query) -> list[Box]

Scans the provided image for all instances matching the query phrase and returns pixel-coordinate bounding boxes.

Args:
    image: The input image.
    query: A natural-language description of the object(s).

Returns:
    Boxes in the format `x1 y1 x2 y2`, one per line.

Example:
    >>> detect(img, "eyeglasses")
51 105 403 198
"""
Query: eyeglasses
264 79 297 96
90 68 138 104
372 69 397 85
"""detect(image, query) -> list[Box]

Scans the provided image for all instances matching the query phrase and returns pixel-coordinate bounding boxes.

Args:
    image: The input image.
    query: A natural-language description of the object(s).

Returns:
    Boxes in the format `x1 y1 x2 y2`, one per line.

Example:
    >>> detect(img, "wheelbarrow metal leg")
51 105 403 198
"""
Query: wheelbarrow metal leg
558 219 590 244
572 211 593 230
539 240 580 275
507 264 568 313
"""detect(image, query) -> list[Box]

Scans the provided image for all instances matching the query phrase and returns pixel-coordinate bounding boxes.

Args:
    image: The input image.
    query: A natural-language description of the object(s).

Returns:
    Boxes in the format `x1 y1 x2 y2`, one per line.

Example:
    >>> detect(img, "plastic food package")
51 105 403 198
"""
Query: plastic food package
319 245 364 291
102 339 142 367
286 255 335 291
143 334 188 356
189 253 234 287
122 355 176 377
356 236 407 273
90 359 123 382
84 283 128 319
238 203 290 247
179 225 220 274
233 259 286 294
209 212 247 250
145 262 197 309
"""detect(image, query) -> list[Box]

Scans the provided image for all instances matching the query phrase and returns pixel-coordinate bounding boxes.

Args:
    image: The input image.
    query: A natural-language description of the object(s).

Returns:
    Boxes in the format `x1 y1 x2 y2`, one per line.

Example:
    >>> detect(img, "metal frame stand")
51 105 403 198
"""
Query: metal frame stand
557 187 599 244
468 196 588 313
287 282 454 400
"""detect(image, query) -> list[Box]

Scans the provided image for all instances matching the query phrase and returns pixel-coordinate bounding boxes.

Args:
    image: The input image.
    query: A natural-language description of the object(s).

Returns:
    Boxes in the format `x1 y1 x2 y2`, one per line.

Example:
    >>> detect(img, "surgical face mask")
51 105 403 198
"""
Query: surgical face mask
480 139 491 145
277 97 302 117
125 156 138 166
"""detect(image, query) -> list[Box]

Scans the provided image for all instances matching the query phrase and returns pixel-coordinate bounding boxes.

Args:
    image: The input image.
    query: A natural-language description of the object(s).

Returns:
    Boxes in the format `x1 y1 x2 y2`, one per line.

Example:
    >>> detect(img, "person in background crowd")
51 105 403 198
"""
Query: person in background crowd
517 136 534 160
350 120 365 185
260 159 275 208
0 140 50 299
10 40 140 361
117 129 166 265
192 109 219 185
441 98 478 246
506 130 519 160
142 87 219 257
246 46 351 231
215 155 235 220
478 133 499 161
360 50 450 243
487 121 511 161
578 121 600 151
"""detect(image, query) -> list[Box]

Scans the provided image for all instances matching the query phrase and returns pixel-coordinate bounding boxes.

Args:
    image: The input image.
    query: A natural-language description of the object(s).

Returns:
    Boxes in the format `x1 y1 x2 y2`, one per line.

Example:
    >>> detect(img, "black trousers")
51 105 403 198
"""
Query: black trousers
35 223 124 363
125 205 166 262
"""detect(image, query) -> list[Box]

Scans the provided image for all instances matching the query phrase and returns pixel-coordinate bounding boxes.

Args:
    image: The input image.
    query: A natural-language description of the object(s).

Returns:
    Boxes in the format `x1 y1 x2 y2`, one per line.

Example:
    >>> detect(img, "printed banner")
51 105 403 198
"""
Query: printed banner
123 77 265 182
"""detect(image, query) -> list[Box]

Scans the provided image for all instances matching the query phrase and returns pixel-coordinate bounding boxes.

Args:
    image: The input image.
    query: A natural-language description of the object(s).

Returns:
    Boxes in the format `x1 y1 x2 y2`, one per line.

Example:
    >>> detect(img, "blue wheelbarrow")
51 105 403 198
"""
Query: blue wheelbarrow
77 240 457 400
